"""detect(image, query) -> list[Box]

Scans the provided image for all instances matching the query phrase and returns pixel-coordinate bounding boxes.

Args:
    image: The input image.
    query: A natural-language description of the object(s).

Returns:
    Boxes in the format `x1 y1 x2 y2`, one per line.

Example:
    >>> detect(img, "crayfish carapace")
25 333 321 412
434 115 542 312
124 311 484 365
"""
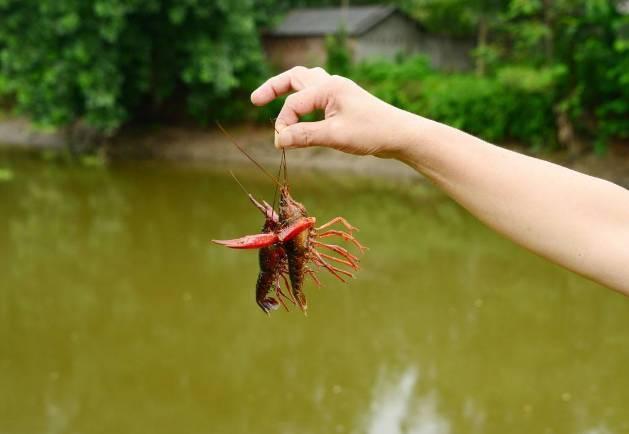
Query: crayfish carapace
212 123 367 315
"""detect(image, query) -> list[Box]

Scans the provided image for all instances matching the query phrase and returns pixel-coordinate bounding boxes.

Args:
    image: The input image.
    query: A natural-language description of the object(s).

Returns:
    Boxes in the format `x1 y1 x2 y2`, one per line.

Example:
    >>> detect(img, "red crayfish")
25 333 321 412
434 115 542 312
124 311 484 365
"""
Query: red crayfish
212 124 366 315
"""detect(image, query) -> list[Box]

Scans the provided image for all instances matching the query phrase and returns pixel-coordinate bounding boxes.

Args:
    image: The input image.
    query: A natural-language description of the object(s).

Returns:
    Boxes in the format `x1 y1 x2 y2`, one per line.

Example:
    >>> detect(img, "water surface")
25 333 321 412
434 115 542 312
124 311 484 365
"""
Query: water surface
1 154 628 434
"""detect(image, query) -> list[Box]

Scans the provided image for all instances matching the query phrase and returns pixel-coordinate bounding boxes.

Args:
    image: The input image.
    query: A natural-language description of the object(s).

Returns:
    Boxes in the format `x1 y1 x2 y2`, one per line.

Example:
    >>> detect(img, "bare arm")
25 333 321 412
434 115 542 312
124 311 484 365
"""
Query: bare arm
251 66 629 294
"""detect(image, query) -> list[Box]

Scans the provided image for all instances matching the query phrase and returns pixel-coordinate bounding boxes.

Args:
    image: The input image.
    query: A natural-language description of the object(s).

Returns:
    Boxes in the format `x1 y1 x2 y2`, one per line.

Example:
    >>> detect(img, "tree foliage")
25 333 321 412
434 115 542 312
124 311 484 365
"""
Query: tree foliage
494 0 629 148
0 0 279 131
352 57 562 145
373 0 629 148
0 0 627 150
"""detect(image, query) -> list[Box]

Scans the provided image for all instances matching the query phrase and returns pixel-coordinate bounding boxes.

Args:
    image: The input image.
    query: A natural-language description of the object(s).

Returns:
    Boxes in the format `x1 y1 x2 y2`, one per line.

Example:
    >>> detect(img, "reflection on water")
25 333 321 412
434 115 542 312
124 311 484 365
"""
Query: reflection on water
583 427 613 434
366 368 421 434
365 367 451 434
1 155 628 434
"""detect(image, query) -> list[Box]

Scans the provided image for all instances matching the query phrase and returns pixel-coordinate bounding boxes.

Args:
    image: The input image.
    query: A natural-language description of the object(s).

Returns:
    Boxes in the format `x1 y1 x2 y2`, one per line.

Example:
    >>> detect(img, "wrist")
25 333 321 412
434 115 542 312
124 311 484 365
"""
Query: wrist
384 109 432 164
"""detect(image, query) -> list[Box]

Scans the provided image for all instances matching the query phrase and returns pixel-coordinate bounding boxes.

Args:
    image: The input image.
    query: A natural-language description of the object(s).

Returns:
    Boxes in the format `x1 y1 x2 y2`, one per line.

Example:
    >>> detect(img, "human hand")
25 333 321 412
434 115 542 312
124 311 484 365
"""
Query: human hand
250 66 420 159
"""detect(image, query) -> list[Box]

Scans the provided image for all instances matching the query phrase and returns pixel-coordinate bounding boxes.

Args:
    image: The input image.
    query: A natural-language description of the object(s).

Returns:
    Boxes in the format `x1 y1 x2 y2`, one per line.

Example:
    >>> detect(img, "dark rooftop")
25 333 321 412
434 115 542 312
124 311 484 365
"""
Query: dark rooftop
267 5 399 37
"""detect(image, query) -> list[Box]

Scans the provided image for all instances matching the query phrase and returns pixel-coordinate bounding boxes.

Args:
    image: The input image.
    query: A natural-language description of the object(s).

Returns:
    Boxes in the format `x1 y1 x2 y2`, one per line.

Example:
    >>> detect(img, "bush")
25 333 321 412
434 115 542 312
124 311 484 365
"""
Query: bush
496 65 565 145
325 28 352 76
352 56 432 110
351 57 560 146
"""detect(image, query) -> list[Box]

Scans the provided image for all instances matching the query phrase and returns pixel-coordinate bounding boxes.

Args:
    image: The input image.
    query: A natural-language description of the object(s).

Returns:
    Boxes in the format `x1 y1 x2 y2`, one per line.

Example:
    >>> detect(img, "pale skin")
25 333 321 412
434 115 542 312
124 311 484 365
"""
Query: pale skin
250 66 629 294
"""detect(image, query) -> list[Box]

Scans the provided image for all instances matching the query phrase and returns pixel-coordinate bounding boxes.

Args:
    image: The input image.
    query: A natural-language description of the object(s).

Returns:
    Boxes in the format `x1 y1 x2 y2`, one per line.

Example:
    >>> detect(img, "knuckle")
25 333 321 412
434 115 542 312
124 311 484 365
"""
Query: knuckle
290 65 308 74
328 75 350 91
269 75 283 89
285 93 297 107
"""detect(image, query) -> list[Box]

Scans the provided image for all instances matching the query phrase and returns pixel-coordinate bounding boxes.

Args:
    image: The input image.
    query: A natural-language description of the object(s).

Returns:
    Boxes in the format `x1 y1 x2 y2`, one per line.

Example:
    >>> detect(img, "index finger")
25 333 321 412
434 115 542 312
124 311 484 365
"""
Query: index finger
250 67 309 106
251 66 331 106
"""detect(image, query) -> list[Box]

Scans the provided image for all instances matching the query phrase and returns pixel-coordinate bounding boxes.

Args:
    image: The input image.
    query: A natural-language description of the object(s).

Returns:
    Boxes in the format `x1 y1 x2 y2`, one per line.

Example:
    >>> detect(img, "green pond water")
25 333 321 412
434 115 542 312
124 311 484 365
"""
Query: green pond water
1 154 628 434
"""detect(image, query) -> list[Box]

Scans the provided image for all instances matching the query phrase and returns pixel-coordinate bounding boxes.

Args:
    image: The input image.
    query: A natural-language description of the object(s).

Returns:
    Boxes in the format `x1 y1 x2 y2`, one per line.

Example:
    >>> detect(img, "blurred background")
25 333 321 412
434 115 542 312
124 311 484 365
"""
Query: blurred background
1 1 629 433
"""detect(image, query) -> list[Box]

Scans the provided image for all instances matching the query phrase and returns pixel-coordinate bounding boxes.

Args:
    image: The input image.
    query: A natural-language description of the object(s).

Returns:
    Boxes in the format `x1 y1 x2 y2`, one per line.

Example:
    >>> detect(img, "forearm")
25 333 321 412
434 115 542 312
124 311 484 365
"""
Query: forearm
399 115 629 293
252 68 629 293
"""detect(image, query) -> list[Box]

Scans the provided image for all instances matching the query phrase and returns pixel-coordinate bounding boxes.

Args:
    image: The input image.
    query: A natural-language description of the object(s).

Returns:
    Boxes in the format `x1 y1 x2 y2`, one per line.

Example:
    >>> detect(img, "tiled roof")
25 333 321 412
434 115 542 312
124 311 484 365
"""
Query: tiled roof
267 5 399 37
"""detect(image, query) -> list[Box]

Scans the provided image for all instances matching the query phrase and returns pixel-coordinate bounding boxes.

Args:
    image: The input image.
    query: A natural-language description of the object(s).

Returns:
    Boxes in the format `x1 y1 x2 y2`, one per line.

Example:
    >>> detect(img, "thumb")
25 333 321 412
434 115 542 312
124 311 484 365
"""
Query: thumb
275 120 331 149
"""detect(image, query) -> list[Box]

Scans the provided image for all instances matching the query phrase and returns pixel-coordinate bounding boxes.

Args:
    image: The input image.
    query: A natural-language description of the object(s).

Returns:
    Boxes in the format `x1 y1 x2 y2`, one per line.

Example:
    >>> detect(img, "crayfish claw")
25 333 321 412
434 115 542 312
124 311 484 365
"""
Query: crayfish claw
257 297 280 314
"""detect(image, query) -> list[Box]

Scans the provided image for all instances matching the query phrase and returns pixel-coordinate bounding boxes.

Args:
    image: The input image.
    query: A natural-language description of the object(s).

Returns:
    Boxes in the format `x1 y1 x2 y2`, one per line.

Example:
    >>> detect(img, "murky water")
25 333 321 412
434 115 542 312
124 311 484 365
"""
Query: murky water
1 154 628 434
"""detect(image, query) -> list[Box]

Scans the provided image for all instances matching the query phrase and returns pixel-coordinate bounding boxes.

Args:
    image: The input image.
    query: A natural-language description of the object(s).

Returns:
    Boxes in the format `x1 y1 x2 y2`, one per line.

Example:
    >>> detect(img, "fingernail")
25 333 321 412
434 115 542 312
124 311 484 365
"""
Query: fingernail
275 129 292 149
274 131 280 148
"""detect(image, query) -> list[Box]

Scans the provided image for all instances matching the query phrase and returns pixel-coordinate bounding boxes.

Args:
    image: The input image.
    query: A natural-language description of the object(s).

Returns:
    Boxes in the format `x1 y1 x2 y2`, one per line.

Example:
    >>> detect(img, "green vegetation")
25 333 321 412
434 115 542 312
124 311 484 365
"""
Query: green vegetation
0 0 278 131
325 28 352 76
352 58 563 146
0 0 627 150
348 0 629 150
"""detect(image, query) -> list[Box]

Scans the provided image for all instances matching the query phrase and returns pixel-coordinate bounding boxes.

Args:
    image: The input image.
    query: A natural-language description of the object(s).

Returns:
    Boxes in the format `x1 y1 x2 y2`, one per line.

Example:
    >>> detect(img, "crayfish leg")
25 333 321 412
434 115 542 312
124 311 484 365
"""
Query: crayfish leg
295 294 308 316
312 240 360 263
311 250 354 282
318 252 359 271
306 267 321 287
279 273 296 304
315 217 358 233
274 274 296 311
317 230 368 253
274 281 290 312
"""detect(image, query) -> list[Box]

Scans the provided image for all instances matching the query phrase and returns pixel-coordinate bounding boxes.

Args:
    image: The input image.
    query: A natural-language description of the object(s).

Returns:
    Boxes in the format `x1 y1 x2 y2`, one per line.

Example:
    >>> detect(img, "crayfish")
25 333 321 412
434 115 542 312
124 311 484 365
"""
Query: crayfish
212 124 366 315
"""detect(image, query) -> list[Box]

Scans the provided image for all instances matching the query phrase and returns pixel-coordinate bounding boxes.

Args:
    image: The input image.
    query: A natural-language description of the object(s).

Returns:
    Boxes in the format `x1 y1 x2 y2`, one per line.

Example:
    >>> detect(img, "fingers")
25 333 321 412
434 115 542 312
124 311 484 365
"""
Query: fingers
275 85 326 131
273 85 330 149
276 120 331 149
251 66 336 150
251 66 329 106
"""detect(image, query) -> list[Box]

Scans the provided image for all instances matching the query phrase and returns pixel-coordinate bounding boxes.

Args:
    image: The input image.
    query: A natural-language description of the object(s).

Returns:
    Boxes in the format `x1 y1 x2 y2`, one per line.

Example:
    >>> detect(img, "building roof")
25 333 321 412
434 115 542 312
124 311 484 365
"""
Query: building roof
267 5 400 37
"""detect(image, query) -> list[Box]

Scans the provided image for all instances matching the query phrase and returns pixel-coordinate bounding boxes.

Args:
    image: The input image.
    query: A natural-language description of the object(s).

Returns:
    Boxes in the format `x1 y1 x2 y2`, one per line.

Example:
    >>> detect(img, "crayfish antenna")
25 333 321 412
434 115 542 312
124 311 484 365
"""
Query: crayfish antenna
216 122 283 188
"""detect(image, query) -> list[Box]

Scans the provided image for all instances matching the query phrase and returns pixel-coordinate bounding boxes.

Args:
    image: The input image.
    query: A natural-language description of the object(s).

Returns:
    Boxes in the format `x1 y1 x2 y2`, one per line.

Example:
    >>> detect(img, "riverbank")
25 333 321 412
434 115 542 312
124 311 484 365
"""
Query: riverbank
1 117 628 187
107 123 419 179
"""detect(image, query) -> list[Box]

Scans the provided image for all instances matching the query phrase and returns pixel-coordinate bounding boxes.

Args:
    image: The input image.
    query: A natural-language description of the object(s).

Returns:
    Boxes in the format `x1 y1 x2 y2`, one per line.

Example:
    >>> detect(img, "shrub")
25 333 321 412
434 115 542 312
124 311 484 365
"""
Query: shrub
352 56 432 110
351 57 559 146
496 65 565 145
325 28 352 76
